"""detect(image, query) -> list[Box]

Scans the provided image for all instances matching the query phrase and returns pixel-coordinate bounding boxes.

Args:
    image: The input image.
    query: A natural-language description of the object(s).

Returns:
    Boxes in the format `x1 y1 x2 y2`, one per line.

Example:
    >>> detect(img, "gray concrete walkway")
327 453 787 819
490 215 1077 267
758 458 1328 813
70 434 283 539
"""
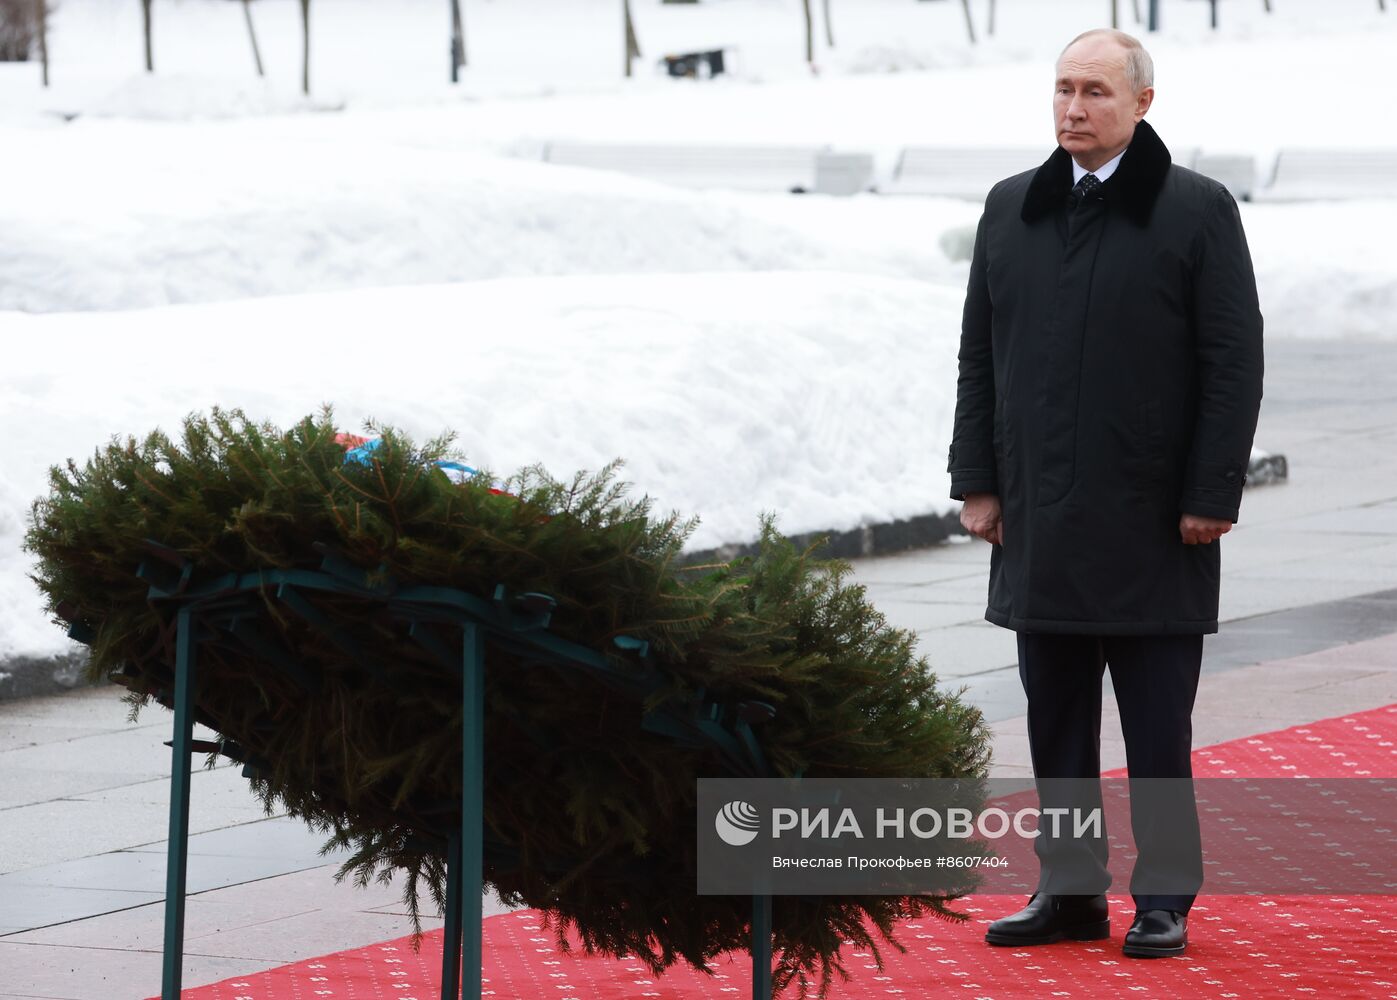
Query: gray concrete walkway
1 338 1394 999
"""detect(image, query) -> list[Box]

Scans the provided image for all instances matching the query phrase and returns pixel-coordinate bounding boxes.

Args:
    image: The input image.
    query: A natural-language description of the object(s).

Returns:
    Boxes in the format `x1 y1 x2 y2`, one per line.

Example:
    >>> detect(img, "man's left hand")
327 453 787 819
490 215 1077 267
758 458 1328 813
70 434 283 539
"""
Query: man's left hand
1179 513 1232 545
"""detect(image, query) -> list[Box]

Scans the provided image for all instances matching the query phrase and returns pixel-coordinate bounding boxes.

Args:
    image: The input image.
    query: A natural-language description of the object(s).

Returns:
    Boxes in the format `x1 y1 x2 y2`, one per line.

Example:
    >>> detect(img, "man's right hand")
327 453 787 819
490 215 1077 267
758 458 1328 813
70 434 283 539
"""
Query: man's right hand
960 492 1004 546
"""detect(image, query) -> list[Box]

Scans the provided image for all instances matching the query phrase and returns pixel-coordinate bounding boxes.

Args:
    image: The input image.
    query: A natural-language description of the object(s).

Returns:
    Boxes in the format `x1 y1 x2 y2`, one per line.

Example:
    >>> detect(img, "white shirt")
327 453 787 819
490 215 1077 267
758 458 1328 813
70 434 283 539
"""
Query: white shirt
1072 147 1127 185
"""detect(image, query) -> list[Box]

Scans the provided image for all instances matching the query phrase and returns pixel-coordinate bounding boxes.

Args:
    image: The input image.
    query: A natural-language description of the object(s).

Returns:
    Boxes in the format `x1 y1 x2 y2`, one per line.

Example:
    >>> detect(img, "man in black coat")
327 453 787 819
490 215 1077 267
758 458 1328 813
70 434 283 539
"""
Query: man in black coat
947 28 1264 958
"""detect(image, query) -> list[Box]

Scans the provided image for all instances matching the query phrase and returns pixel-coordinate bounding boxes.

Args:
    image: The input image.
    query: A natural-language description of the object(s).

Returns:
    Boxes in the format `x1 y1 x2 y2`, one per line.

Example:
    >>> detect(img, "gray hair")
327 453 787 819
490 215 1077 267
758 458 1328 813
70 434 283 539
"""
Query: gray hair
1060 28 1155 93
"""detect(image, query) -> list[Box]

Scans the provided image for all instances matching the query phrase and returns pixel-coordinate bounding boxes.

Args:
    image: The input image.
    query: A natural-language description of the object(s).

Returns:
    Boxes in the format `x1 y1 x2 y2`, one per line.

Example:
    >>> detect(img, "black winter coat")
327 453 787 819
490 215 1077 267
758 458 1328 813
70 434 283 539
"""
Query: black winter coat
947 121 1264 635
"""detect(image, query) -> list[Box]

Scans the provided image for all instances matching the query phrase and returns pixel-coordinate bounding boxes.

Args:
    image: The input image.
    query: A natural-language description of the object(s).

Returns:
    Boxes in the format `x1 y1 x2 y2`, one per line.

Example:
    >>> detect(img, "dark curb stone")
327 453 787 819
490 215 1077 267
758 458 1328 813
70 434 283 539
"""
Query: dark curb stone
678 510 966 568
679 451 1288 567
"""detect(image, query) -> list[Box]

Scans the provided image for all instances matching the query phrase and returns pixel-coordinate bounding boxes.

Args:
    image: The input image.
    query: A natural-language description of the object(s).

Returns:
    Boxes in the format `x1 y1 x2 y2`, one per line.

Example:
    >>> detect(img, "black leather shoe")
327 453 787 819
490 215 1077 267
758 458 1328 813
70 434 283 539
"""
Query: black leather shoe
1123 909 1187 958
984 892 1110 946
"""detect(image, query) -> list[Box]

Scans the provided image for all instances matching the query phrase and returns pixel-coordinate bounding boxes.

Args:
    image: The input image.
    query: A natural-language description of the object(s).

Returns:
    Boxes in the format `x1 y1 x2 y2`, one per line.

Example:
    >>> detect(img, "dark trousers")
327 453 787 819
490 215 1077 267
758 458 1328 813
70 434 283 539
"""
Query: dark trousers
1017 632 1204 914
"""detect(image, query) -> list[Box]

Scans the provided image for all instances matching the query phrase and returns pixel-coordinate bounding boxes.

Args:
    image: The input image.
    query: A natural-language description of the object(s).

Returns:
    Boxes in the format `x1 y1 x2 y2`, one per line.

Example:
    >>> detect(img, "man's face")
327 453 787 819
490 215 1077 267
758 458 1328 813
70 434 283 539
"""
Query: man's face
1054 36 1154 169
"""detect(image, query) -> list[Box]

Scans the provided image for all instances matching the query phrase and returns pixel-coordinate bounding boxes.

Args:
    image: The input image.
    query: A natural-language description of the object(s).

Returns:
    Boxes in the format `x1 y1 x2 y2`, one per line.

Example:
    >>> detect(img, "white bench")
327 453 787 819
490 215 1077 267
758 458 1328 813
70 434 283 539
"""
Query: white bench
540 142 828 193
1191 153 1257 201
883 147 1046 200
1256 149 1397 201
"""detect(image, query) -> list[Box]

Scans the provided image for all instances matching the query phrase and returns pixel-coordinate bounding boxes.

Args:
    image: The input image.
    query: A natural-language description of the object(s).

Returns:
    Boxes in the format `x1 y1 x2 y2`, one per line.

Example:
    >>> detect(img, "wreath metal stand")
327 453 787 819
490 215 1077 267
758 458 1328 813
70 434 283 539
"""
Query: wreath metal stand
66 544 777 1000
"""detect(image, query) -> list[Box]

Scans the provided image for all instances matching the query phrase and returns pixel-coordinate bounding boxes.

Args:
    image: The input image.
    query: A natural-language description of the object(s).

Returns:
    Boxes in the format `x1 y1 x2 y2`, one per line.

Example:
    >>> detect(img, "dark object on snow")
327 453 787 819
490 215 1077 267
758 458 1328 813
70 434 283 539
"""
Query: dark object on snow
663 48 726 78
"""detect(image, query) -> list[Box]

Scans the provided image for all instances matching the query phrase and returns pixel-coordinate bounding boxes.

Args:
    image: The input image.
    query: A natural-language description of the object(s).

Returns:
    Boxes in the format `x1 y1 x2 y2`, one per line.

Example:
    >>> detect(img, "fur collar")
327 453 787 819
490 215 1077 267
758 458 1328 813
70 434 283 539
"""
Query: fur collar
1020 119 1172 226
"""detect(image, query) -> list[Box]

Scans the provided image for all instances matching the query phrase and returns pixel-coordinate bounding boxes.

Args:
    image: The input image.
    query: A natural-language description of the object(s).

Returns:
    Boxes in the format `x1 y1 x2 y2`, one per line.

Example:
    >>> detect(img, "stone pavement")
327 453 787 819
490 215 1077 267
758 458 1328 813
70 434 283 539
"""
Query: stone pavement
1 338 1394 998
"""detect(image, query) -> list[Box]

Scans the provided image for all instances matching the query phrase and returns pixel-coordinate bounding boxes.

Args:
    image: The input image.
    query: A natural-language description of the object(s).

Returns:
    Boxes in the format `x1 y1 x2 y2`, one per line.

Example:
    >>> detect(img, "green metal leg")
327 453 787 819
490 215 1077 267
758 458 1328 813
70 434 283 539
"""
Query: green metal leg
441 832 463 998
161 607 197 999
458 622 485 1000
752 894 772 1000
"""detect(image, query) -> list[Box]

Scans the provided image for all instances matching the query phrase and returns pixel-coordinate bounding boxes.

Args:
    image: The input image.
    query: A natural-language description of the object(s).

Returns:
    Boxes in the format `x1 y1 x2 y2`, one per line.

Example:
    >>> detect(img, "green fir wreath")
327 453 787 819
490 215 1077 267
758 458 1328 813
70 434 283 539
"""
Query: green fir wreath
25 408 991 995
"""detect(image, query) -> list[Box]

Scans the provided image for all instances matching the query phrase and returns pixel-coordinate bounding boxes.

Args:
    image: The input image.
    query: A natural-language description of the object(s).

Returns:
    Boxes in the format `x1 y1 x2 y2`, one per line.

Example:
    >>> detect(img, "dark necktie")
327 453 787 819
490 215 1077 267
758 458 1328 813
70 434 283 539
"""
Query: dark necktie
1071 172 1103 209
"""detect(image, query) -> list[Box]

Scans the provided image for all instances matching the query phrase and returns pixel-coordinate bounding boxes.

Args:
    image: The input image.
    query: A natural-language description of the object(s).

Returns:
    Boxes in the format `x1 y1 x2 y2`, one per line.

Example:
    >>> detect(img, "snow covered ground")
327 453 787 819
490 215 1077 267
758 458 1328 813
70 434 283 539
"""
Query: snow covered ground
1 273 965 658
2 0 1395 659
0 120 981 311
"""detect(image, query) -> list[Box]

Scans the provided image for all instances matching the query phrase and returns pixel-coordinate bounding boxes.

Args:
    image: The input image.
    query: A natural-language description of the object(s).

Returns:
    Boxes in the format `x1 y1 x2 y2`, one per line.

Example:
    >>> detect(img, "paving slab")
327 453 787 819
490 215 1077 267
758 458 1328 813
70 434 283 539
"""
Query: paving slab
0 885 163 937
0 789 278 876
0 723 216 778
0 723 133 755
0 940 263 1000
915 621 1017 681
866 597 988 631
0 768 149 808
121 817 329 860
3 851 325 897
0 861 512 999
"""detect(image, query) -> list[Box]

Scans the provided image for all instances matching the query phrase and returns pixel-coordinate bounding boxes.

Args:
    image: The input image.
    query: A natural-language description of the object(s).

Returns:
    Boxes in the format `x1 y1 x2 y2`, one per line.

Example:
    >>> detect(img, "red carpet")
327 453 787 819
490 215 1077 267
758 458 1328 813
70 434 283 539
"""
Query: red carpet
173 704 1397 1000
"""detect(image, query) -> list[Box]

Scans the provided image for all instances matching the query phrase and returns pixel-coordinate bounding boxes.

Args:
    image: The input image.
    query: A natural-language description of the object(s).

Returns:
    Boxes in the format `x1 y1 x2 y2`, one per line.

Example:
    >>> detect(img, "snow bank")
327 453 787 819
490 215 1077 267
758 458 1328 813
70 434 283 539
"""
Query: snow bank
7 117 1390 340
81 73 344 121
1240 201 1397 341
4 0 1393 330
0 119 978 313
2 270 965 659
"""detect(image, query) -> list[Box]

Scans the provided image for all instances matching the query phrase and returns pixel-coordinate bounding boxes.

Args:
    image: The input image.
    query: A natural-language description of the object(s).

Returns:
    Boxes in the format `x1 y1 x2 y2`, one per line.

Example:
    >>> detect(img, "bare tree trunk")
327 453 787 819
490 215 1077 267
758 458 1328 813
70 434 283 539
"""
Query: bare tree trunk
1262 0 1272 10
988 0 996 35
822 0 833 47
1133 0 1142 22
242 0 264 77
300 0 309 95
450 0 465 81
142 0 153 72
1111 0 1119 28
36 0 48 86
801 0 813 67
623 0 640 78
960 0 976 44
